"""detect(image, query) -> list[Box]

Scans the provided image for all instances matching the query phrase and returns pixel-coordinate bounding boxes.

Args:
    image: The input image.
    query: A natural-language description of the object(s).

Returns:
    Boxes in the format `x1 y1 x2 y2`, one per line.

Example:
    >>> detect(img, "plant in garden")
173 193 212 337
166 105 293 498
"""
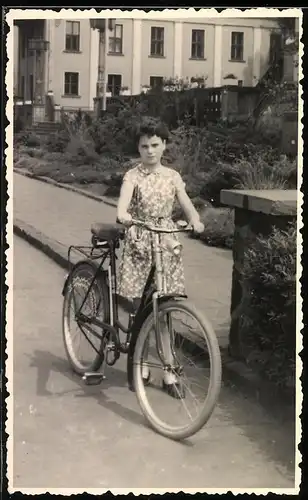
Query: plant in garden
235 154 297 190
199 160 241 206
44 129 70 153
239 222 296 389
198 207 235 249
190 75 208 88
16 132 42 148
172 196 212 221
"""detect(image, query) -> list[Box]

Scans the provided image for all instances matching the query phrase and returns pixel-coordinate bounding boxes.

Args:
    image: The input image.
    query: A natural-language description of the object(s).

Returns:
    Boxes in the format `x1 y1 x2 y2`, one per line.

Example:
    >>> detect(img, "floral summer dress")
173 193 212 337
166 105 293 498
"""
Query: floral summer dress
117 164 186 299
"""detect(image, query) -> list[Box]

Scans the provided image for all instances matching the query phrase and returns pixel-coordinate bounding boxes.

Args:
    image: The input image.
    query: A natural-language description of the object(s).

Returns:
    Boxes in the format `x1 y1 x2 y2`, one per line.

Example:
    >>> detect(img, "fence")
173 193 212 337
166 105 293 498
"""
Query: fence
103 88 223 126
13 86 268 131
97 86 261 127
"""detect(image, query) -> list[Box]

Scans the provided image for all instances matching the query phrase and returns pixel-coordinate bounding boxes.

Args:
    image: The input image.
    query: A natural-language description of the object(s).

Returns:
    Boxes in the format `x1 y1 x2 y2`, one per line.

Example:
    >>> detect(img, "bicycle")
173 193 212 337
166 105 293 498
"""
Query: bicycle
62 218 222 440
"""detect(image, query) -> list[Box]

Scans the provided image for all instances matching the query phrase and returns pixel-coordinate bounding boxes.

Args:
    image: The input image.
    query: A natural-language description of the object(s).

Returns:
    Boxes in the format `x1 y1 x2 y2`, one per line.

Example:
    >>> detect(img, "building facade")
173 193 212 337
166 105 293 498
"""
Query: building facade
14 16 283 110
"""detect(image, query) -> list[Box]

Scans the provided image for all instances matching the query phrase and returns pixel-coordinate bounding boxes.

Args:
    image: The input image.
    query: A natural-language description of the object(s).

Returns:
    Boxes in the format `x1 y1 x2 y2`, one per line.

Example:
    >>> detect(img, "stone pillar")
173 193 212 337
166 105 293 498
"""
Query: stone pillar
44 20 54 95
132 19 142 95
89 26 99 109
54 104 61 123
220 189 297 359
213 25 222 87
173 21 183 79
252 27 262 83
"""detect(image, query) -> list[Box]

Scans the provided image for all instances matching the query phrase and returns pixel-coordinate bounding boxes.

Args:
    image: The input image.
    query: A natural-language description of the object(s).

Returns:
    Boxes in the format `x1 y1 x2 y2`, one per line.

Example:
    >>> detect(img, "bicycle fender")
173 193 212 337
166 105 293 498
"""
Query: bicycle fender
126 294 187 391
61 260 108 296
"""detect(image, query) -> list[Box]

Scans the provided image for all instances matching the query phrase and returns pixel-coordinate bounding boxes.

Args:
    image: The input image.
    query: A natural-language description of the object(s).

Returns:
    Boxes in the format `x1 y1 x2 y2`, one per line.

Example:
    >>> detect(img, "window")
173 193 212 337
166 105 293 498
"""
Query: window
191 29 205 59
150 76 164 89
150 27 164 56
64 72 79 96
109 24 123 54
65 21 80 51
107 74 122 96
230 32 244 61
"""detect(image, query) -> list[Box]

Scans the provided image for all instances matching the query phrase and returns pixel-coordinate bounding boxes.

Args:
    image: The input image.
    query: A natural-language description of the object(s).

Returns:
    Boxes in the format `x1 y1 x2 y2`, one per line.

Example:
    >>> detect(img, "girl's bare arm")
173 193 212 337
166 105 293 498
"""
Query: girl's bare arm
117 178 135 221
176 186 200 225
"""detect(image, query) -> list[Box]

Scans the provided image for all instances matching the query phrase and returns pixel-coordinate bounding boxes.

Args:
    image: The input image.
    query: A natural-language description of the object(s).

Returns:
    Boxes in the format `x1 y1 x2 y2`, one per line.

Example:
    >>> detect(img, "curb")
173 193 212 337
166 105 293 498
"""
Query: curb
221 356 295 422
13 219 71 270
14 218 295 420
14 168 118 208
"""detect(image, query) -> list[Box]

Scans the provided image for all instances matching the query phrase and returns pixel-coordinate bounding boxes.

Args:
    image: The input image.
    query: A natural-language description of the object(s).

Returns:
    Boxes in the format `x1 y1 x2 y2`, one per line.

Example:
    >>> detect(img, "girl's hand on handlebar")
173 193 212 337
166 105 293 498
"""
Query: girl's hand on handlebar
192 219 205 234
117 212 132 227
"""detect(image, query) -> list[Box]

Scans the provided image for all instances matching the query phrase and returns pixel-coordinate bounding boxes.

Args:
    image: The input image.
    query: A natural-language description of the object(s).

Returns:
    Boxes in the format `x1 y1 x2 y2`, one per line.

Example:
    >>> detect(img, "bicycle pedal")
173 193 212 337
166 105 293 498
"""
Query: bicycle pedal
82 372 106 386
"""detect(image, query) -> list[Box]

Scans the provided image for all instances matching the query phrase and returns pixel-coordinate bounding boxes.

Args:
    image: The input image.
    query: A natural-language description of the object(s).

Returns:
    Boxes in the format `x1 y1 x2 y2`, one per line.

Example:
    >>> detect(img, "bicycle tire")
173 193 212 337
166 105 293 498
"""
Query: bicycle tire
133 299 222 440
62 260 110 375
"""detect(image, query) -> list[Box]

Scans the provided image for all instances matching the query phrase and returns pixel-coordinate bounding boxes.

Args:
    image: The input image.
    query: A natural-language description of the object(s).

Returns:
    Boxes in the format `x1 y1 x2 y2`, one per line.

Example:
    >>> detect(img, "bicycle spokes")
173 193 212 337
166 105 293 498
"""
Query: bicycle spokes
138 308 213 430
67 276 105 366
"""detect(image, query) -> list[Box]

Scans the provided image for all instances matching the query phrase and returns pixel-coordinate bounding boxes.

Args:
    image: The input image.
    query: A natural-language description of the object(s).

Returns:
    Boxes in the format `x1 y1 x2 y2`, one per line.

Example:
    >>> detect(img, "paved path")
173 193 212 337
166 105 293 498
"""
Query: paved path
14 172 233 348
11 236 295 491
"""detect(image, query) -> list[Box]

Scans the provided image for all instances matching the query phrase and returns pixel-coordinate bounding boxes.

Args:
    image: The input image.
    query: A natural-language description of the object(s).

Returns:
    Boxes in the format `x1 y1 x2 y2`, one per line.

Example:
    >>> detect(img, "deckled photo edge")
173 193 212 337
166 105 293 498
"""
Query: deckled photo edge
4 6 303 496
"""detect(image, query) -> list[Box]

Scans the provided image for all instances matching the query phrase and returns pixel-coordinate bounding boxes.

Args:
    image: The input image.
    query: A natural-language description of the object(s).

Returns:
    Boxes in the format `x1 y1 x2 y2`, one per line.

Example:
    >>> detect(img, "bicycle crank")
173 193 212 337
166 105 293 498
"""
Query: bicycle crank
106 342 120 366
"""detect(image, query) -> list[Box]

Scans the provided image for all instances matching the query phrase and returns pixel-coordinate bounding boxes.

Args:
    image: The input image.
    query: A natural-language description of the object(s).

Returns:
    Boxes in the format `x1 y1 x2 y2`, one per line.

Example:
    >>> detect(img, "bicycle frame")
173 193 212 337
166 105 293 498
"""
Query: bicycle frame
64 240 128 354
62 224 188 385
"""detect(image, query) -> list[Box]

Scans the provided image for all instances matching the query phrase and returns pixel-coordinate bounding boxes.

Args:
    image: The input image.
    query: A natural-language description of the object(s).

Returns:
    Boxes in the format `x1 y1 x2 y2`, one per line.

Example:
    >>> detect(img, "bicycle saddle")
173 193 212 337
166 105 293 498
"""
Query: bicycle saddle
91 222 125 242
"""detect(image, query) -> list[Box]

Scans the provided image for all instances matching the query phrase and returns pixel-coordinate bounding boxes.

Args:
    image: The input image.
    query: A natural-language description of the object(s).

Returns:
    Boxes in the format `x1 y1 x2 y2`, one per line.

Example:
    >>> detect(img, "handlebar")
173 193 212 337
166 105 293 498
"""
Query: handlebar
116 217 193 234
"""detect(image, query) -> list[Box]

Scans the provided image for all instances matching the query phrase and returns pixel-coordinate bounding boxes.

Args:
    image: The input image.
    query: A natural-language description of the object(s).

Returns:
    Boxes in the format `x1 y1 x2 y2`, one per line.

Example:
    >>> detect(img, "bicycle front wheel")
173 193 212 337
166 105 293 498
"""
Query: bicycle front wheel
133 299 222 440
62 261 110 375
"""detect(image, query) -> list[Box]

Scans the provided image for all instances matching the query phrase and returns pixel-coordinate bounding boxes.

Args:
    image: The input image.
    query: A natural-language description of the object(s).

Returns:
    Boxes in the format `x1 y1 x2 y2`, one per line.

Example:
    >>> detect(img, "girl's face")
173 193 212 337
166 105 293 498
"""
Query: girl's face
138 135 166 167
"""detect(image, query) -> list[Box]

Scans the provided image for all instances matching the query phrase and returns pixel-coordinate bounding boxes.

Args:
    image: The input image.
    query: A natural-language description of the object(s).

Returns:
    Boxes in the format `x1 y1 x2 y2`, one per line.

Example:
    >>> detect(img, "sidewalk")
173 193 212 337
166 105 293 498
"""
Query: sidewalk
14 171 232 349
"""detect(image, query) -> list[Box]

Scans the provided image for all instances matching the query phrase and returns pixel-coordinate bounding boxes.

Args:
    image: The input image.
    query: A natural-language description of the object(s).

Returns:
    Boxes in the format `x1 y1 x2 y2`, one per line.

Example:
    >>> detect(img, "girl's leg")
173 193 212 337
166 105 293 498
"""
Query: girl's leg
132 298 151 380
142 313 177 384
160 316 177 384
132 299 177 384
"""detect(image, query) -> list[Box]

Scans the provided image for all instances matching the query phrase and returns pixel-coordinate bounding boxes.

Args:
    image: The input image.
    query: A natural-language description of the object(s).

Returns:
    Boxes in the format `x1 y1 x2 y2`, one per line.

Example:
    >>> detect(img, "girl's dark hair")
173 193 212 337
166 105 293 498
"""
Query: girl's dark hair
133 117 170 145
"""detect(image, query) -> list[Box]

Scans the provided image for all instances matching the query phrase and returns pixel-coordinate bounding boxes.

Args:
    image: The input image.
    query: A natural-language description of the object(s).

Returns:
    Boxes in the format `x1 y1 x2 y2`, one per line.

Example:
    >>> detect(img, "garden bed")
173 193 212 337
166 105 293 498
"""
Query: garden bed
14 115 297 253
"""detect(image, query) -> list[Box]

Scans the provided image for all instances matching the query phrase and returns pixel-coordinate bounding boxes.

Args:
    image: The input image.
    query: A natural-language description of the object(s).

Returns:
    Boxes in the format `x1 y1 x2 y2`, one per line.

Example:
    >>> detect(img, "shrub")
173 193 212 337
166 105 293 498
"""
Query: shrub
88 103 147 156
14 116 24 134
239 223 296 389
44 129 70 153
28 161 68 179
15 132 41 148
42 151 68 163
172 196 212 221
198 207 235 249
65 136 100 165
235 155 297 190
200 161 241 206
24 147 46 159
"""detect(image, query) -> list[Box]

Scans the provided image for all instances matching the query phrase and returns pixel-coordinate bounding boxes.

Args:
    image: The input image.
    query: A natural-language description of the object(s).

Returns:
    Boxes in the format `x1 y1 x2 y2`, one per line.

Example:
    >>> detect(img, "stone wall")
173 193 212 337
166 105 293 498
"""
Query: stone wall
220 189 297 359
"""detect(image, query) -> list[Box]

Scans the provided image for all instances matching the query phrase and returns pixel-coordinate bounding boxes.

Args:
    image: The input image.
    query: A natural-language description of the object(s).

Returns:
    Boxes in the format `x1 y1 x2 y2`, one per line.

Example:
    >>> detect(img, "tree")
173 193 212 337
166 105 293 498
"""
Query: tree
276 17 299 52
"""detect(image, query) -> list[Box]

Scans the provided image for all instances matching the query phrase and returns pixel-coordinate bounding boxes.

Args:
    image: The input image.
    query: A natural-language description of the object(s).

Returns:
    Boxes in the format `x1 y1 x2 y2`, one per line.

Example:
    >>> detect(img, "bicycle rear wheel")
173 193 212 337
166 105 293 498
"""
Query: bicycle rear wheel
133 299 222 440
62 261 110 375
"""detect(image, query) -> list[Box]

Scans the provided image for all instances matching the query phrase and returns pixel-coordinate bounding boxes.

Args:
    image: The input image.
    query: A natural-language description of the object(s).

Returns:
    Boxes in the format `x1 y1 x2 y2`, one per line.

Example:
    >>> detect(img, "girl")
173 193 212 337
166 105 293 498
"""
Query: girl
117 118 204 398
